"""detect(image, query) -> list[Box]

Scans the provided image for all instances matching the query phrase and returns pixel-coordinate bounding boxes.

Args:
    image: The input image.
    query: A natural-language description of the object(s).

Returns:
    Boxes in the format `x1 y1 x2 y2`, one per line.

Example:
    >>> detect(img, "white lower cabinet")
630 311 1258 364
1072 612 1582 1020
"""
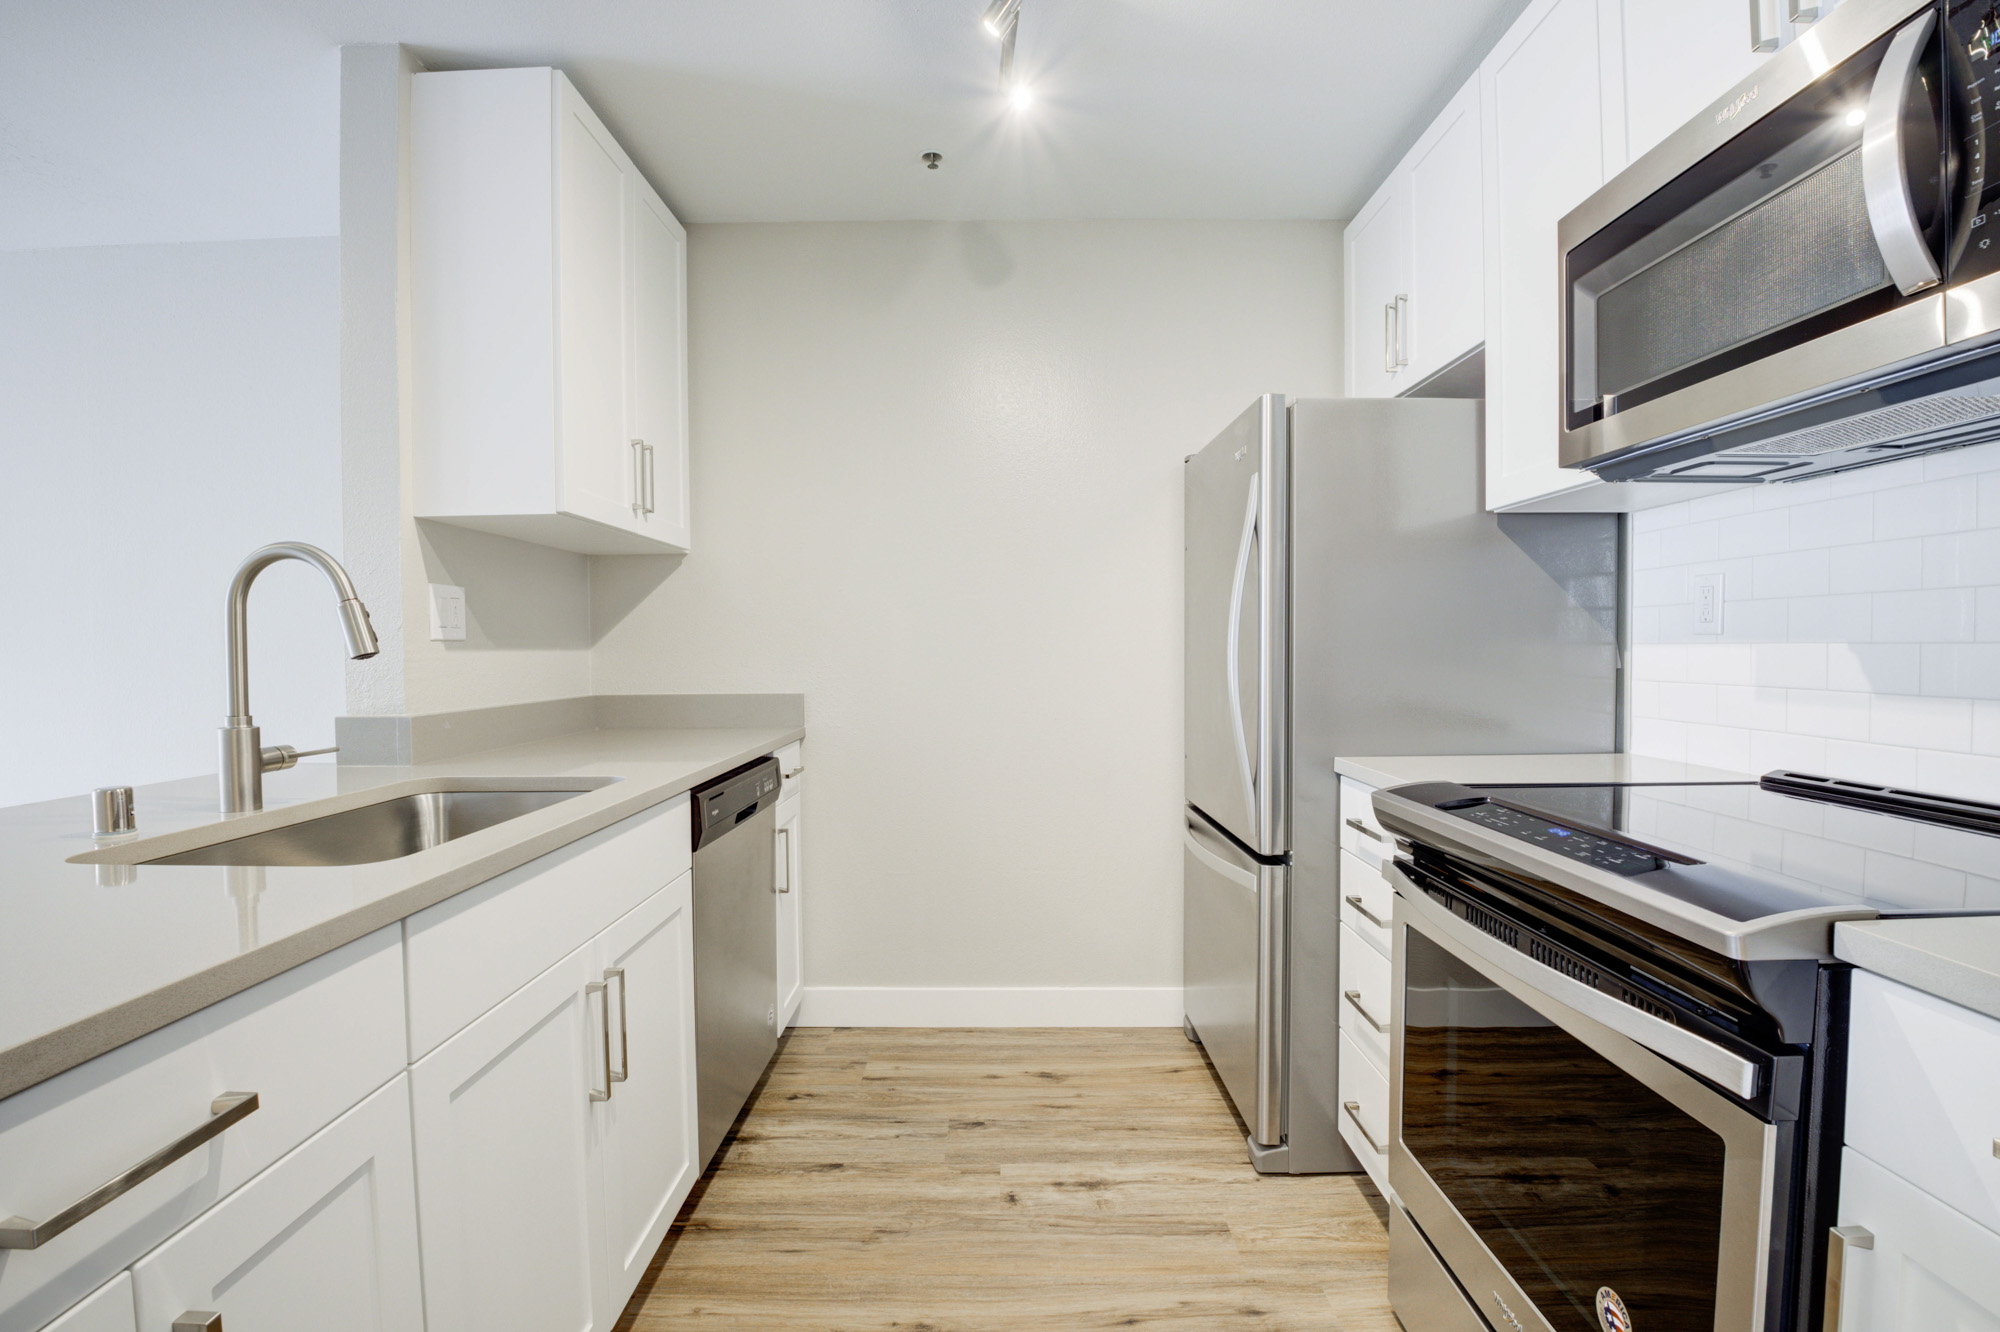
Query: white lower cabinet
129 1076 423 1332
40 1276 132 1332
410 875 701 1332
594 874 700 1312
1831 1149 2000 1332
775 794 803 1029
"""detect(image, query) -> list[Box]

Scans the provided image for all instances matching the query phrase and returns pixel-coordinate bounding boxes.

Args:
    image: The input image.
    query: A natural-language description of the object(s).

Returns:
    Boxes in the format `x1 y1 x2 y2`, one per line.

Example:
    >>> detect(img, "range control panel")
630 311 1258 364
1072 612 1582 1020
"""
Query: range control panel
1448 801 1661 877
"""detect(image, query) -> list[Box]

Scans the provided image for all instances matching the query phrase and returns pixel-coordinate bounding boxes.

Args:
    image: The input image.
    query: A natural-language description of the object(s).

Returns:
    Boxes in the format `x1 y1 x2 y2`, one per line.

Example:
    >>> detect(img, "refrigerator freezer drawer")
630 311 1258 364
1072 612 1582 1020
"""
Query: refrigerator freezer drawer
1183 822 1260 1133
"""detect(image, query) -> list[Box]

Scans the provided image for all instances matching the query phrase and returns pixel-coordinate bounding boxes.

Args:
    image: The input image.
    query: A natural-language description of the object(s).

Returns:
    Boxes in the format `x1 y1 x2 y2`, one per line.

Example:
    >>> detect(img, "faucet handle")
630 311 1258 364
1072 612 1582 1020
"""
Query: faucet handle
91 787 136 836
259 745 338 774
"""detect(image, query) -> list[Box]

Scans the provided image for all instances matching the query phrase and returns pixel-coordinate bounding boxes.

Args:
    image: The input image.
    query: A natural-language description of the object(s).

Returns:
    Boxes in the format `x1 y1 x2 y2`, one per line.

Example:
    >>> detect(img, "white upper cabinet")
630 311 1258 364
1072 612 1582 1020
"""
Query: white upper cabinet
1344 75 1483 398
1608 0 1767 163
1480 0 1625 511
413 68 690 556
1344 178 1411 399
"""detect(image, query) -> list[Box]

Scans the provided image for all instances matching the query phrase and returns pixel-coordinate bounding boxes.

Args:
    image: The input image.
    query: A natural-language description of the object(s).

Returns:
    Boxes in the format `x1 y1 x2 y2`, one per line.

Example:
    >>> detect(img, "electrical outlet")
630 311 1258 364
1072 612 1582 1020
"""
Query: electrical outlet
429 583 466 642
1693 573 1724 636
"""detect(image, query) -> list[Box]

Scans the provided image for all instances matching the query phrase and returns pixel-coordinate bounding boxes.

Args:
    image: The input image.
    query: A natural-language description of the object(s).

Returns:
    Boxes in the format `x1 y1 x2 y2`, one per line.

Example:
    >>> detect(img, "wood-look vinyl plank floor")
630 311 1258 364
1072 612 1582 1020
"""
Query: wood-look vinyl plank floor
615 1027 1399 1330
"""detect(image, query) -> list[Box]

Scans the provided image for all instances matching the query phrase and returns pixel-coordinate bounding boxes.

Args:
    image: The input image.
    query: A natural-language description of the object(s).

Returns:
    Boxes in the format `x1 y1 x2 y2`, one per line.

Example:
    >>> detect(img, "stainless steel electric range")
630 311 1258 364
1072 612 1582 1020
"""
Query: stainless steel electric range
1371 772 2000 1332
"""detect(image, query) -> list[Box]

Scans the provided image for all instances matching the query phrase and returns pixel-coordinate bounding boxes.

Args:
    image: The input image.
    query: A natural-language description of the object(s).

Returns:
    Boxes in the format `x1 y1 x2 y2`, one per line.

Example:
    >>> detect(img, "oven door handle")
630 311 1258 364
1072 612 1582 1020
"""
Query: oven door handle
1862 9 1944 296
1394 865 1763 1098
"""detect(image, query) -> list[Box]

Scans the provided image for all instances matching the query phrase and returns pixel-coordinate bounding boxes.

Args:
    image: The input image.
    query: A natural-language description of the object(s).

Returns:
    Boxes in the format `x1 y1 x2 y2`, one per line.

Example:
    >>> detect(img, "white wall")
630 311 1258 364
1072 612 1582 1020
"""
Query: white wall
0 239 345 806
1629 442 2000 907
591 220 1342 1020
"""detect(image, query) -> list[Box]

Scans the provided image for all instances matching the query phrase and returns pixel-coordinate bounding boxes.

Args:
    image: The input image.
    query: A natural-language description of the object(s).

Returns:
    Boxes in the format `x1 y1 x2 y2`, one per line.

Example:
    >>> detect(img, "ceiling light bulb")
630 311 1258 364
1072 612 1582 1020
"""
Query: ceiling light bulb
982 0 1021 37
1844 107 1867 127
1010 83 1034 110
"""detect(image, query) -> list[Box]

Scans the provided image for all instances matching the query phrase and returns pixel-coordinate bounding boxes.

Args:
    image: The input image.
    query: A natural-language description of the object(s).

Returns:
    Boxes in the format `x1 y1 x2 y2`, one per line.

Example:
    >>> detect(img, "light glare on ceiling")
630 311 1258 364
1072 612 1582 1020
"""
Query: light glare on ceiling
1010 83 1034 110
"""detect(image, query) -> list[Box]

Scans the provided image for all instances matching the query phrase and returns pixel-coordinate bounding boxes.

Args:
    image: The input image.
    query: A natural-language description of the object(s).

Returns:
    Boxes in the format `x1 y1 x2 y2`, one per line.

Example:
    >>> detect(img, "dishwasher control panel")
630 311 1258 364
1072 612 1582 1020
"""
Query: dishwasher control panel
692 756 783 850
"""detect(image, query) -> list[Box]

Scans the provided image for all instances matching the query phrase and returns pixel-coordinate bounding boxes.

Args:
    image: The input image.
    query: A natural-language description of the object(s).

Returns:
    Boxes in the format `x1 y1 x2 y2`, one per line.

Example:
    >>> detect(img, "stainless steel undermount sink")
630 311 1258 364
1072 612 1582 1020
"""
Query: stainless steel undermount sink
142 790 585 867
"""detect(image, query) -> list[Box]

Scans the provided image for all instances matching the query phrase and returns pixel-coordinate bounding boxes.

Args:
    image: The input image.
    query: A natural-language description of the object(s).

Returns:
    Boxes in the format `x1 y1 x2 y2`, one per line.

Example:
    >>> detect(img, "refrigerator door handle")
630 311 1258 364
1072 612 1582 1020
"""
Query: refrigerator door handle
1183 818 1257 889
1225 474 1260 827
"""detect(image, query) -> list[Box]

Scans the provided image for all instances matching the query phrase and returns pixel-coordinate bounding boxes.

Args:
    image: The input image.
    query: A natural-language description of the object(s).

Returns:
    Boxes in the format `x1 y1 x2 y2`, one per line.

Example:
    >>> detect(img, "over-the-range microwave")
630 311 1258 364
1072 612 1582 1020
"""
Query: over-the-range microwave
1561 0 2000 483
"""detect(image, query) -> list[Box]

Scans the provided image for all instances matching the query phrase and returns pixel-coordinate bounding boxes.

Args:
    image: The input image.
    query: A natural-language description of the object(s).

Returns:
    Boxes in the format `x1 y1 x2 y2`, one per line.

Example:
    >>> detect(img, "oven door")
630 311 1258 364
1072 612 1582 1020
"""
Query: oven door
1387 864 1779 1332
1559 0 1977 481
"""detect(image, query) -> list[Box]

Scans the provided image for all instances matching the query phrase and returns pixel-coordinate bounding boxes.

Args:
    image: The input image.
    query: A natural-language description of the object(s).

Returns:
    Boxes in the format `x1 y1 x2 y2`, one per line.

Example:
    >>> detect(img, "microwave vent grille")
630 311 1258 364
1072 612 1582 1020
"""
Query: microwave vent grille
1718 395 2000 459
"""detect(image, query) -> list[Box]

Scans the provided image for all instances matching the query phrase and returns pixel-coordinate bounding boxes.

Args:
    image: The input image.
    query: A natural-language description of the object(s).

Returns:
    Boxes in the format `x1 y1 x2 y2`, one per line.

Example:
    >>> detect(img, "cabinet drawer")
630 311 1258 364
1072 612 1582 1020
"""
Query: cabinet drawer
1339 921 1392 1077
1846 971 2000 1232
1832 1147 2000 1332
1338 1029 1391 1199
42 1274 133 1332
405 795 690 1058
1339 849 1393 958
131 1075 424 1332
777 742 804 803
1338 777 1390 857
0 928 404 1332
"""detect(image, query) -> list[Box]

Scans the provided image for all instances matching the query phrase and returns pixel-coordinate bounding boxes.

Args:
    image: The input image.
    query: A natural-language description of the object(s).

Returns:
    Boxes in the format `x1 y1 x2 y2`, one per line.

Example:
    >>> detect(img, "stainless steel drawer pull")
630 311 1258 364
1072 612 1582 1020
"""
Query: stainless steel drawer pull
606 967 630 1084
1823 1224 1875 1332
0 1092 260 1250
1344 817 1383 842
588 980 612 1102
783 766 804 779
1788 0 1819 21
1341 1100 1387 1155
1343 988 1389 1033
1750 0 1782 53
173 1314 223 1332
631 439 646 515
1345 893 1391 931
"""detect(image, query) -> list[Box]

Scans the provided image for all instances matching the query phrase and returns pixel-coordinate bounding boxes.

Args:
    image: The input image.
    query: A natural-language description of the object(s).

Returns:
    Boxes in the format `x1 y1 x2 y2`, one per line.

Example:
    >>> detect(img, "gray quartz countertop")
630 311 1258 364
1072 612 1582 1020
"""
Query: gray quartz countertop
0 722 802 1102
1333 753 1752 790
1835 917 2000 1022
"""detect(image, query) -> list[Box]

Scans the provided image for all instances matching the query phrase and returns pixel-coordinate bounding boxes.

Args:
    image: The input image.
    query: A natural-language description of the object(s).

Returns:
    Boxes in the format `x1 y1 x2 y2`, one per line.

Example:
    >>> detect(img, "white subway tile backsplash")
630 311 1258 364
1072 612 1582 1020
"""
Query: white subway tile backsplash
1861 851 1966 909
1924 440 2000 479
1975 587 2000 640
1657 682 1718 723
1631 504 1689 533
1633 530 1663 570
1718 510 1789 558
1829 538 1923 593
1820 739 1920 788
1749 729 1827 773
1630 716 1688 760
1785 495 1871 549
1787 594 1871 642
1684 723 1751 772
1716 684 1788 730
1869 694 1972 752
1753 643 1827 689
1782 831 1866 894
1684 643 1754 684
1974 700 2000 755
1821 804 1915 856
1659 521 1720 566
1922 528 2000 587
1688 490 1758 522
1871 588 1974 642
1833 456 1926 496
1634 642 1688 682
1915 749 2000 803
1919 644 2000 699
1753 550 1830 598
1874 476 1979 538
1827 643 1921 695
1913 822 2000 879
1786 689 1870 740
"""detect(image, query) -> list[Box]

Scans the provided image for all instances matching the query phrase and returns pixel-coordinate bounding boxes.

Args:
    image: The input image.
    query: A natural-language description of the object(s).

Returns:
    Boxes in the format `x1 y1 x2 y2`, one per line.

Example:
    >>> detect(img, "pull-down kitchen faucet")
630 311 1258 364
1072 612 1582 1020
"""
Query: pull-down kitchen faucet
218 542 379 813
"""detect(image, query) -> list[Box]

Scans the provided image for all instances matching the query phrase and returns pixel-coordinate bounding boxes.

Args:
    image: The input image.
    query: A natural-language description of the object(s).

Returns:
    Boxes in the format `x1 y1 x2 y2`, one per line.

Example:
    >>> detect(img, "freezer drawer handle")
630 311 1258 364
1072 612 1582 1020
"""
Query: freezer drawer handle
1823 1225 1875 1332
1343 988 1390 1034
1341 1100 1387 1155
1344 893 1391 931
0 1092 260 1250
1344 817 1384 843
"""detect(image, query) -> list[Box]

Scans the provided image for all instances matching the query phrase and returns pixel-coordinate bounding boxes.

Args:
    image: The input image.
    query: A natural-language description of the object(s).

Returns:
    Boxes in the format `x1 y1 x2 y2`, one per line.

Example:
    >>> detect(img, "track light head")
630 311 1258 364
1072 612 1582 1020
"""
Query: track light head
982 0 1021 38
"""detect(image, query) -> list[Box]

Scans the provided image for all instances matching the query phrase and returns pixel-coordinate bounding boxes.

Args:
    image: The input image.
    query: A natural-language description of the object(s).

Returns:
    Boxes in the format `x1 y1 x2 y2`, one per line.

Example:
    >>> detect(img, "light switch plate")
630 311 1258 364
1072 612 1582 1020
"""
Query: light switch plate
429 584 466 642
1693 573 1724 636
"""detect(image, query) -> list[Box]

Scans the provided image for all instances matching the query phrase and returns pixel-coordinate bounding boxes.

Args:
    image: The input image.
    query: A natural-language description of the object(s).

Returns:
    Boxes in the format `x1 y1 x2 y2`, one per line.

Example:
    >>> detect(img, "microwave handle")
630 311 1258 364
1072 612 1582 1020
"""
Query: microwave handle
1862 10 1944 296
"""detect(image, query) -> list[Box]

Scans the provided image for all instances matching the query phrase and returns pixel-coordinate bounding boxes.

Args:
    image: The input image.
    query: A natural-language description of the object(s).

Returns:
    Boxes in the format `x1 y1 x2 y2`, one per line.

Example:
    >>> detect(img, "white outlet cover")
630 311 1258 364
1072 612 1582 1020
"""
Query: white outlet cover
1693 572 1723 636
429 583 466 642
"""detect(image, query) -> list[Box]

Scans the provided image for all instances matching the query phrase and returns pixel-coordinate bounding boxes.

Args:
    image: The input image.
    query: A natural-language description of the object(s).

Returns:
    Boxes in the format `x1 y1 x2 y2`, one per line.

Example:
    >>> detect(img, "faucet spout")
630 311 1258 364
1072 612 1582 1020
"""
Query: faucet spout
220 542 378 812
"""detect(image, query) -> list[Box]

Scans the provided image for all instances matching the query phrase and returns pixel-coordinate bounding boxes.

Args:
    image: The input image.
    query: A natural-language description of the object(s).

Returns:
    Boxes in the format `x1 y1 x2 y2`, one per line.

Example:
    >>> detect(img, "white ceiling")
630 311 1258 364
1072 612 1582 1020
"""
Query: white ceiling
2 0 1530 248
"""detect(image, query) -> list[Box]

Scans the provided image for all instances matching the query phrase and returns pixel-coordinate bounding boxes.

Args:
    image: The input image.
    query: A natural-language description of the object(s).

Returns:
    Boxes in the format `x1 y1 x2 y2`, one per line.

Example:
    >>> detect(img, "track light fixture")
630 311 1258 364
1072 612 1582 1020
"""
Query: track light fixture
981 0 1021 38
982 0 1027 105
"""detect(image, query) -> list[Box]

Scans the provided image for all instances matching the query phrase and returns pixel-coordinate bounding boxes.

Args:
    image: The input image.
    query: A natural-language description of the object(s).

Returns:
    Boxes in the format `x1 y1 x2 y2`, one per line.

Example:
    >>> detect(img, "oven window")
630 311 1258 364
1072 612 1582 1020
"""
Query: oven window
1401 929 1727 1332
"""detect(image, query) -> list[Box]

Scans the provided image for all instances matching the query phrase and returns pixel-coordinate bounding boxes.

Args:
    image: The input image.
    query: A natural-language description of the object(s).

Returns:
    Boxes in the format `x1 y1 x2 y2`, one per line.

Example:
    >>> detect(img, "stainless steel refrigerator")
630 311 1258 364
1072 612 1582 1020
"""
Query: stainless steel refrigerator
1183 395 1618 1174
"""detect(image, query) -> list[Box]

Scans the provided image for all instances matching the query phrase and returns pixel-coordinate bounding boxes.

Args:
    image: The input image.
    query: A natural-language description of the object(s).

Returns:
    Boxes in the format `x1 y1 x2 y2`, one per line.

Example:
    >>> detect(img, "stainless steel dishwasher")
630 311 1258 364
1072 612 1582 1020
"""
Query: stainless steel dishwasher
690 755 783 1167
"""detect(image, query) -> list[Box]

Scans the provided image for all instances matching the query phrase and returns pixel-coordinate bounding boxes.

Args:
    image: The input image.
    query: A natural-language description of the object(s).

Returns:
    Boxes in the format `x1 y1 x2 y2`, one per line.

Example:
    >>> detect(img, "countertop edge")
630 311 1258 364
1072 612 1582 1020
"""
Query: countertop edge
1834 919 2000 1024
0 725 805 1103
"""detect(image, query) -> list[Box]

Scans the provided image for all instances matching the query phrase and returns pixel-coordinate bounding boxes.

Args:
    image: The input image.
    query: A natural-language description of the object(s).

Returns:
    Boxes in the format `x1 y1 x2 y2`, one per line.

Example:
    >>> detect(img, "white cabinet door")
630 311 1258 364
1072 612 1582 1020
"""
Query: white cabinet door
554 77 636 535
628 182 690 551
1608 0 1766 164
1481 0 1621 510
1404 76 1485 387
130 1076 424 1332
41 1275 133 1332
1832 1149 2000 1332
1344 178 1411 399
592 876 700 1314
411 946 609 1332
775 793 803 1028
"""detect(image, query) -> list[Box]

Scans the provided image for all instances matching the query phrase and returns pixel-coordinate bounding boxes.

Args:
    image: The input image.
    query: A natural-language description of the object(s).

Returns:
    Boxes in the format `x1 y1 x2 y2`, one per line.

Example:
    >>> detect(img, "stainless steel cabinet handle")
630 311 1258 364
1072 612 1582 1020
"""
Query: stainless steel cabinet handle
1383 303 1397 374
784 766 804 779
1343 988 1390 1033
587 980 612 1102
606 967 629 1084
1749 0 1782 53
1342 1100 1387 1155
1394 294 1410 367
173 1315 224 1332
1862 11 1944 295
1788 0 1819 21
1823 1224 1875 1331
643 443 657 515
1345 893 1391 931
776 826 793 893
0 1092 259 1250
1344 817 1383 843
631 439 646 515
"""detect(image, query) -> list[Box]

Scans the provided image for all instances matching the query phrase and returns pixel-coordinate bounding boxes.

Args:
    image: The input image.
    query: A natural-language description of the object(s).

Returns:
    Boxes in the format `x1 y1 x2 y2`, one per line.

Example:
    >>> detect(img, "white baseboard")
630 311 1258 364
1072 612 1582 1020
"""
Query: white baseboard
795 985 1184 1028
